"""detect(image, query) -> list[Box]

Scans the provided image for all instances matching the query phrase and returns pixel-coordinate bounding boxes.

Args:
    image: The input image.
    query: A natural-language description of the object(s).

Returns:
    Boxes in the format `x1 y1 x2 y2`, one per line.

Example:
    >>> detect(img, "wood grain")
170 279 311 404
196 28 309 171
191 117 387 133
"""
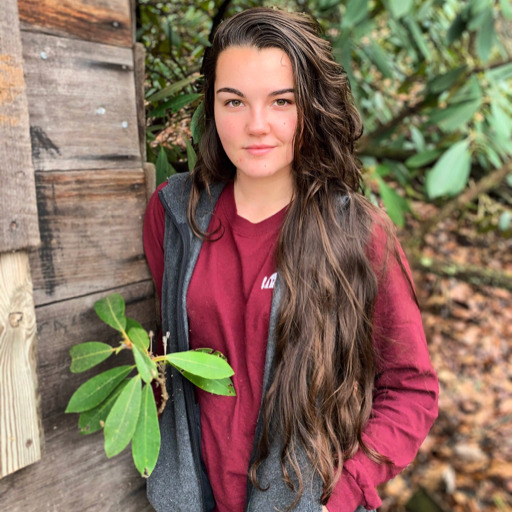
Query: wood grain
28 169 151 306
0 0 40 252
0 281 156 510
134 42 147 163
21 31 141 171
18 0 133 48
0 251 42 478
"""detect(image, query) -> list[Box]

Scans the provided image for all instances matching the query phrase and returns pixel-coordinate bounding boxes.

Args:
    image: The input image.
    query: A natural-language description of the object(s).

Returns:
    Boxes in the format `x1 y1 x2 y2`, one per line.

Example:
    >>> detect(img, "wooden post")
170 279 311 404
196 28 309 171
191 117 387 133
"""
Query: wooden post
0 252 42 477
0 0 42 477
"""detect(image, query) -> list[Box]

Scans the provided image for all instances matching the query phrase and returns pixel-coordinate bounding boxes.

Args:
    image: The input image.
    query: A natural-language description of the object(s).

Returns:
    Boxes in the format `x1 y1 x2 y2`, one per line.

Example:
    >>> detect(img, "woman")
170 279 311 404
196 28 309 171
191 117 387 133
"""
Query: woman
143 7 438 512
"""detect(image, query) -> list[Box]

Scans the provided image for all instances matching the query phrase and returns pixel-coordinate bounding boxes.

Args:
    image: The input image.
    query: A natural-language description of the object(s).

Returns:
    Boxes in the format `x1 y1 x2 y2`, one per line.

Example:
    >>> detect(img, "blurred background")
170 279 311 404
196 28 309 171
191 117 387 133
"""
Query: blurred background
136 1 512 510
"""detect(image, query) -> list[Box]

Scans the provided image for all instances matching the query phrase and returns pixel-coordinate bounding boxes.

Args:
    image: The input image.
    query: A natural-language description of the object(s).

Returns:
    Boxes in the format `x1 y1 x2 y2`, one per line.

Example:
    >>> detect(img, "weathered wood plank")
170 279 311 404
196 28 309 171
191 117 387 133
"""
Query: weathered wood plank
0 251 42 478
29 169 151 306
18 0 133 48
0 0 40 252
21 31 141 171
134 42 147 163
36 281 155 420
0 281 156 510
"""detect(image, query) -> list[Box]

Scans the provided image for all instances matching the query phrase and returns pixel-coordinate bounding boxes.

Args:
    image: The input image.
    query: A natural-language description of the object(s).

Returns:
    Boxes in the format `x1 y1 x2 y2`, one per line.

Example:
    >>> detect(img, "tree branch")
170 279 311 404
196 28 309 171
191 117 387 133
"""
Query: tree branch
419 160 512 238
409 252 512 292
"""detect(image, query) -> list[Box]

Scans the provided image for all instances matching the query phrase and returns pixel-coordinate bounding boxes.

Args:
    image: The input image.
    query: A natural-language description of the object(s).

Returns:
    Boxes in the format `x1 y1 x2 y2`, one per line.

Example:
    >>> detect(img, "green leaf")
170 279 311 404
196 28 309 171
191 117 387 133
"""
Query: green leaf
404 18 430 60
94 294 126 333
133 345 158 384
342 0 368 27
491 101 512 140
128 325 150 351
377 178 410 228
181 372 236 396
78 380 129 434
367 40 393 78
185 139 197 173
427 66 467 94
132 383 161 477
498 211 511 231
190 101 205 144
387 0 413 18
500 0 512 19
476 8 495 62
406 149 442 168
70 342 114 373
149 93 201 118
156 146 170 186
426 139 472 199
447 12 467 45
66 365 134 413
146 75 198 103
166 350 235 380
104 376 142 458
487 62 512 82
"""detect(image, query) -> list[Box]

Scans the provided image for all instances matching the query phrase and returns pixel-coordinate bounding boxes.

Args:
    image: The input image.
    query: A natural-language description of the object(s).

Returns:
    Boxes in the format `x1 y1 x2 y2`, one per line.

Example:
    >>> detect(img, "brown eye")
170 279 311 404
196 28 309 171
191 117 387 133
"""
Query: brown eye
227 99 242 107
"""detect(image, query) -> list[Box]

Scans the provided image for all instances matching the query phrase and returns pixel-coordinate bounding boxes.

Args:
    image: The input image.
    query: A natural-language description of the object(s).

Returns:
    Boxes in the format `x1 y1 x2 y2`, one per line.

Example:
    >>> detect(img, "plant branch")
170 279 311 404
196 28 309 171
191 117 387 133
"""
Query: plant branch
419 160 512 238
409 252 512 292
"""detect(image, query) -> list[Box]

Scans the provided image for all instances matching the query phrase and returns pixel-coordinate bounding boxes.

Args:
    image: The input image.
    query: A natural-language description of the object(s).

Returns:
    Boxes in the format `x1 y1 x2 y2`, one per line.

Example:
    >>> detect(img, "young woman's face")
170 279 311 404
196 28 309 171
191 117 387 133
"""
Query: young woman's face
214 46 298 185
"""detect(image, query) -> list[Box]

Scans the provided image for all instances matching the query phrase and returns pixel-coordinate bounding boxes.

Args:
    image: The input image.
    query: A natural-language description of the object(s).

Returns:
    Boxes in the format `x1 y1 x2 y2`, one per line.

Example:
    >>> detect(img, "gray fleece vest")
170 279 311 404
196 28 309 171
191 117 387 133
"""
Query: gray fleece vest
146 173 369 512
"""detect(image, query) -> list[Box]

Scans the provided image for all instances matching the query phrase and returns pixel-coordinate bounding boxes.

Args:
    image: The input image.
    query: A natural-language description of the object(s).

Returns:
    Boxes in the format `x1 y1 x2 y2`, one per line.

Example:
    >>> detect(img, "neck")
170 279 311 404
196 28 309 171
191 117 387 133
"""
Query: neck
233 172 293 223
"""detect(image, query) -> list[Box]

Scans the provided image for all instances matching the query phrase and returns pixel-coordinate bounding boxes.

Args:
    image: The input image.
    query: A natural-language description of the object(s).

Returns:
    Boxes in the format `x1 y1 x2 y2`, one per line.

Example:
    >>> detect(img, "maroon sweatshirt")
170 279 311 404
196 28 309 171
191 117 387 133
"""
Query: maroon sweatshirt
143 181 439 512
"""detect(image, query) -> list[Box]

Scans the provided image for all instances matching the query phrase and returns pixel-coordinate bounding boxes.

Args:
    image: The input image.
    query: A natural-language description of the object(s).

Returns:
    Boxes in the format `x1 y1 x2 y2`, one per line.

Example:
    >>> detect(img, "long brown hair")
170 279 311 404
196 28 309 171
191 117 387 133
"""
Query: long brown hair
188 7 390 507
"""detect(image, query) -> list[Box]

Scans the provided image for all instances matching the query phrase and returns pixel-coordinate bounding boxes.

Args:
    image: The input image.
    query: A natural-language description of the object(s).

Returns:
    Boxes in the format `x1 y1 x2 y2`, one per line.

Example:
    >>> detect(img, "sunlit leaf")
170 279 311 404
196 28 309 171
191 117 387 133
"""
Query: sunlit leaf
66 365 134 413
132 383 161 477
104 376 142 458
498 211 511 231
166 350 235 380
70 342 114 373
487 62 512 82
426 139 472 198
156 146 170 186
94 294 126 333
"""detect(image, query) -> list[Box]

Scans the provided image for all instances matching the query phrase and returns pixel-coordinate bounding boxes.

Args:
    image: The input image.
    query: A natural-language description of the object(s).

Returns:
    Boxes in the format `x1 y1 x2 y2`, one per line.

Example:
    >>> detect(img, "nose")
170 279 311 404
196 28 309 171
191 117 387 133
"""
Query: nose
247 106 269 135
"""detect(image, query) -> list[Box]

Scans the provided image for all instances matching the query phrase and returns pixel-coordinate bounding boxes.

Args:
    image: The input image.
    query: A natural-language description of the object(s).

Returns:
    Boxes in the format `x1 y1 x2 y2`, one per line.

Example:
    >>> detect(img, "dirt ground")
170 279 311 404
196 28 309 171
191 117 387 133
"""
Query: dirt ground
379 203 512 512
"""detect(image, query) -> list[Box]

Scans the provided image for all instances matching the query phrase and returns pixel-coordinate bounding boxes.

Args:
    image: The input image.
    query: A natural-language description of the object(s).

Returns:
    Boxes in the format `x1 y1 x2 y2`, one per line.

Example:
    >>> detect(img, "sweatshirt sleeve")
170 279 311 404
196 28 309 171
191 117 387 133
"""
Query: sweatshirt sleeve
325 228 439 512
143 182 168 303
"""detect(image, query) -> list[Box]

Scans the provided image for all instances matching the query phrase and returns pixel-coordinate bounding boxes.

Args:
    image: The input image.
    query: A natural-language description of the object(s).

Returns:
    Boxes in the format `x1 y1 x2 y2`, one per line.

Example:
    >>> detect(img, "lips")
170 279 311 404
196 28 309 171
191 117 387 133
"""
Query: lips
245 145 275 156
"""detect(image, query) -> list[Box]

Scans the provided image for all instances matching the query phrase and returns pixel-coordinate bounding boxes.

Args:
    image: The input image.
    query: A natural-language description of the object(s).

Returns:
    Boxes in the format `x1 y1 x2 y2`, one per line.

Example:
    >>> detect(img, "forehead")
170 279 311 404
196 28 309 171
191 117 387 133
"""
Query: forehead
214 46 294 88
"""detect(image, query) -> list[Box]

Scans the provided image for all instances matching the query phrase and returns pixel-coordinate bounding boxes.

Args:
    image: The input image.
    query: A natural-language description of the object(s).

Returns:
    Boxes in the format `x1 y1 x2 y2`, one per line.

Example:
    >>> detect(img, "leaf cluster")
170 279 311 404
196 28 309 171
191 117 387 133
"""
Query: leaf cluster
137 0 512 230
66 293 235 478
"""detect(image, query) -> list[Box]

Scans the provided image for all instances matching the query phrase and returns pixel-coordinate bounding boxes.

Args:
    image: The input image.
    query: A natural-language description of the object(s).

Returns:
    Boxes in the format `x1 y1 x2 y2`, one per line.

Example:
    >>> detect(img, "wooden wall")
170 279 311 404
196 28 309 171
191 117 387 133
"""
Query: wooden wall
0 0 156 509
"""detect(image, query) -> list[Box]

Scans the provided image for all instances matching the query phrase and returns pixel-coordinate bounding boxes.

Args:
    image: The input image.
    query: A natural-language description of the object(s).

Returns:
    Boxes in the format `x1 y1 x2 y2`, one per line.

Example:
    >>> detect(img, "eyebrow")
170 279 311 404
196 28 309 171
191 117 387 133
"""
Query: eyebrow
216 87 295 97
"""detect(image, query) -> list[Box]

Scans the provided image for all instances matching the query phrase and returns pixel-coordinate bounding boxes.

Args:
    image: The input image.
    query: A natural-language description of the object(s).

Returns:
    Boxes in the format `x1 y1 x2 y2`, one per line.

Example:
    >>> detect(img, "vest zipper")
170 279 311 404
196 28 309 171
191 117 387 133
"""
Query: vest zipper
164 201 206 512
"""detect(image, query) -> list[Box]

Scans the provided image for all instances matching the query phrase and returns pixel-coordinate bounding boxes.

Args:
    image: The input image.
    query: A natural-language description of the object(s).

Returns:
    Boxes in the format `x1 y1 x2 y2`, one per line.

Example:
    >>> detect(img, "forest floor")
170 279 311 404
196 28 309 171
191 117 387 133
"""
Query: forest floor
379 201 512 512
